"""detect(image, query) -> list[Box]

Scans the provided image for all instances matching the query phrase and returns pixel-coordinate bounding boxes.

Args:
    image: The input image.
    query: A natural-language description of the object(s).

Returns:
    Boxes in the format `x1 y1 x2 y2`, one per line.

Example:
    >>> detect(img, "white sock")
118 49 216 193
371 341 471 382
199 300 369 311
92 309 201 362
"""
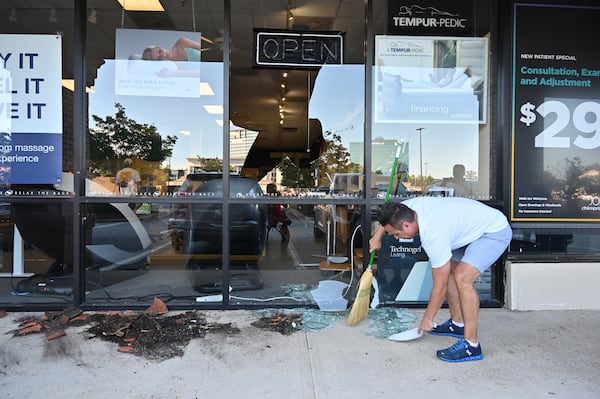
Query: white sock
451 320 464 328
465 338 479 347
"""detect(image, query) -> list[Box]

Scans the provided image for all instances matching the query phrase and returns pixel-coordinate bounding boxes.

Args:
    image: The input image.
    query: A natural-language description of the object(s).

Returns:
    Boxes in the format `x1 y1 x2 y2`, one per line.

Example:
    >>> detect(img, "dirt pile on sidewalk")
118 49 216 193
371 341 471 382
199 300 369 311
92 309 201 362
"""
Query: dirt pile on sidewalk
251 310 303 335
9 298 241 361
87 309 240 360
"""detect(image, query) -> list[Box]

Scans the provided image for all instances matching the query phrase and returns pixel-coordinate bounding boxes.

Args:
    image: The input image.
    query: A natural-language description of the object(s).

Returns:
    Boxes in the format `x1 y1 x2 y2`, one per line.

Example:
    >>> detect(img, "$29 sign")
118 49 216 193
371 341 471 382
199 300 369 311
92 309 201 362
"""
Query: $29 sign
519 100 600 149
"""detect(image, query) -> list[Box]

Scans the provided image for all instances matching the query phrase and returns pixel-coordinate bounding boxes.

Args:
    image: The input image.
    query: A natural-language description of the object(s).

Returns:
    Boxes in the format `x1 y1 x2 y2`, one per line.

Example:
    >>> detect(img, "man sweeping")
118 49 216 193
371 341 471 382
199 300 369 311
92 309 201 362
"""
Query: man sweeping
369 197 512 362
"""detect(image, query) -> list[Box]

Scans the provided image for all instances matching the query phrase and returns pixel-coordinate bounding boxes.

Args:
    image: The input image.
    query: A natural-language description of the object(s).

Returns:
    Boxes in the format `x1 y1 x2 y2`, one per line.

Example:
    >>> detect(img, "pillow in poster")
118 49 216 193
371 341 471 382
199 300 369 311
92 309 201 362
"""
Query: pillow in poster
447 73 469 88
452 66 467 81
127 59 178 75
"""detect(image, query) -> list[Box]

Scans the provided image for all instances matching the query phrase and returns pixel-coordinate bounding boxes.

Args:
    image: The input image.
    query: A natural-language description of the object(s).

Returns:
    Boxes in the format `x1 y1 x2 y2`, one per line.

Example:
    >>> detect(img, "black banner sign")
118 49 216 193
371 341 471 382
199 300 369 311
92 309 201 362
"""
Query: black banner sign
512 4 600 222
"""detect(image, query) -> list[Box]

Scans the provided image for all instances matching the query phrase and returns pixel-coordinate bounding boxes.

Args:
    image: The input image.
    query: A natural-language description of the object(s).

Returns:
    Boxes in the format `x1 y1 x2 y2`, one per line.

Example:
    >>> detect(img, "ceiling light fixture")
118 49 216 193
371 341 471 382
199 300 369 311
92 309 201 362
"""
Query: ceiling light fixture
286 0 295 29
116 0 165 12
199 82 215 96
203 105 223 115
88 8 97 24
9 8 17 23
49 7 58 24
61 79 93 93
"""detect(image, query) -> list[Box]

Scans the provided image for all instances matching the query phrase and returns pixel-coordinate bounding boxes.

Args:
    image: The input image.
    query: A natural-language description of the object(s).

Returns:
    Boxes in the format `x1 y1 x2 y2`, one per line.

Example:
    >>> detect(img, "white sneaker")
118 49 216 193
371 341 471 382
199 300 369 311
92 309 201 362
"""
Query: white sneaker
135 203 152 215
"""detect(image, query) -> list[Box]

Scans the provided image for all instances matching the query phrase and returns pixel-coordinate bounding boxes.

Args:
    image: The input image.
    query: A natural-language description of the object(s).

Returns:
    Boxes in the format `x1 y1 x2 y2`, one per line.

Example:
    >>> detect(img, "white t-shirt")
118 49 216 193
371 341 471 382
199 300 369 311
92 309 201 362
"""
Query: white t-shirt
115 167 141 196
402 197 509 268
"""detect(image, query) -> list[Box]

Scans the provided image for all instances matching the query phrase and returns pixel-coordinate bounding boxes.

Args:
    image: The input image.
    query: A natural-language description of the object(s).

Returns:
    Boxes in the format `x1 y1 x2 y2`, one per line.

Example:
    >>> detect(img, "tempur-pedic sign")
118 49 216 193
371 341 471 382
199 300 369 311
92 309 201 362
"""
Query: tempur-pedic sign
254 30 343 68
388 1 473 35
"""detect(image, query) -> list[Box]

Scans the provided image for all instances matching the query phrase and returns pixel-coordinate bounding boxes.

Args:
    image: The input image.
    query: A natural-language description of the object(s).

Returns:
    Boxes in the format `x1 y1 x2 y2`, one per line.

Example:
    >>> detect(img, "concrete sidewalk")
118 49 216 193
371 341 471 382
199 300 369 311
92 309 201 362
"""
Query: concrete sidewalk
1 308 599 399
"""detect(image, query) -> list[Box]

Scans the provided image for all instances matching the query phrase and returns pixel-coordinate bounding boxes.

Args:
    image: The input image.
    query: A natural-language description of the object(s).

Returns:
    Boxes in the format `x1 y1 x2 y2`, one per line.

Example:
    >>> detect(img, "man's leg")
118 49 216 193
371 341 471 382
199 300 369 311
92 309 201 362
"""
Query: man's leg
446 261 463 323
435 262 483 362
437 227 511 362
430 261 466 338
452 261 481 343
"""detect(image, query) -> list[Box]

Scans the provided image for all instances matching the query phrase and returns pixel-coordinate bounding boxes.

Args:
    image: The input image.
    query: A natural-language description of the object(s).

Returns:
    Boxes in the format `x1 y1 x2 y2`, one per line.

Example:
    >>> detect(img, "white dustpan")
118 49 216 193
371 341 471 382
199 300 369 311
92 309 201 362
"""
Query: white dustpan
388 327 423 342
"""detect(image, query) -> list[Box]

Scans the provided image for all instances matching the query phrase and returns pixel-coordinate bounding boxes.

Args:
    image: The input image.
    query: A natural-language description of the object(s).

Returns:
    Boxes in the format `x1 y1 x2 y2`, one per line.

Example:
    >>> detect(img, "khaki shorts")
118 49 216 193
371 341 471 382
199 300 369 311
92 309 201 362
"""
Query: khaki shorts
451 225 512 273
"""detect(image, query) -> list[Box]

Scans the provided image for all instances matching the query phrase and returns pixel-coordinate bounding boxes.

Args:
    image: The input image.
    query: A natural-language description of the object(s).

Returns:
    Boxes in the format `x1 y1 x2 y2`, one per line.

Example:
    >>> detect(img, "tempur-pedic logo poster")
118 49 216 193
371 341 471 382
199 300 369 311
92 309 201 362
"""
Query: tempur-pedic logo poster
512 4 600 221
374 35 487 124
0 34 62 185
114 29 201 98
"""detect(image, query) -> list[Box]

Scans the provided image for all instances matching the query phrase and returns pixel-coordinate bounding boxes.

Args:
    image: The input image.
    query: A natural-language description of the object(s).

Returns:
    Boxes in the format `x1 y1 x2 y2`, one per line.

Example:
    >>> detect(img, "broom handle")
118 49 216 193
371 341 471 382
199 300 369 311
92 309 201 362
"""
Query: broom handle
367 250 376 270
368 149 400 270
385 146 401 202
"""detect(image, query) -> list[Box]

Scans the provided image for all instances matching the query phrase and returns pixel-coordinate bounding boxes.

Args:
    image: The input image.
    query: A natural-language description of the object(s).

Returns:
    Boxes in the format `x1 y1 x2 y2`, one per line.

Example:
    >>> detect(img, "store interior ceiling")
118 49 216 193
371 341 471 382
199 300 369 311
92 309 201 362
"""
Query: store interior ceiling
4 0 386 179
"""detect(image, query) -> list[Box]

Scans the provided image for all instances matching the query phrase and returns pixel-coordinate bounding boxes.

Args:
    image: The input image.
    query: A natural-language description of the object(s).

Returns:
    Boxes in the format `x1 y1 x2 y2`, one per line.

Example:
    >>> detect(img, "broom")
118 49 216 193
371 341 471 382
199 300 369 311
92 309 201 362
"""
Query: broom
347 150 400 326
347 251 376 326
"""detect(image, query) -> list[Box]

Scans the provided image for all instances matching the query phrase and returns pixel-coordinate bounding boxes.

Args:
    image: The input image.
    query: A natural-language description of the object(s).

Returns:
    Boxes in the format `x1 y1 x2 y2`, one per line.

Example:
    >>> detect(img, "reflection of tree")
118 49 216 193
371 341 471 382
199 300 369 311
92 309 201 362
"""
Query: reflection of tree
543 169 563 200
279 157 313 189
465 169 477 180
577 166 600 197
563 157 584 199
194 157 224 172
408 174 435 187
89 103 177 174
547 157 600 201
314 130 360 186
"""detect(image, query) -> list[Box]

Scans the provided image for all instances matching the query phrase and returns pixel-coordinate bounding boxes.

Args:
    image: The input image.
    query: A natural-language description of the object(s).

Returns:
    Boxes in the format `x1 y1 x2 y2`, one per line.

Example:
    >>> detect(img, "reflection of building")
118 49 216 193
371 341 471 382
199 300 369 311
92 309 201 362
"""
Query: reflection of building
232 125 283 192
350 137 409 174
166 128 259 192
175 127 259 175
230 127 259 173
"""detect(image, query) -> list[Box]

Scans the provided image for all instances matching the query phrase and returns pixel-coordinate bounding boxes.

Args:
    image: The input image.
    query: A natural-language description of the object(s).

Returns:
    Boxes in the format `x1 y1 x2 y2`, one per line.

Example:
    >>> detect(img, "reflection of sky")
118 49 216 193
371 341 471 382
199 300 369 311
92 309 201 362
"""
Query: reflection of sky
373 121 478 179
89 61 224 171
91 59 479 180
310 65 365 144
309 65 478 179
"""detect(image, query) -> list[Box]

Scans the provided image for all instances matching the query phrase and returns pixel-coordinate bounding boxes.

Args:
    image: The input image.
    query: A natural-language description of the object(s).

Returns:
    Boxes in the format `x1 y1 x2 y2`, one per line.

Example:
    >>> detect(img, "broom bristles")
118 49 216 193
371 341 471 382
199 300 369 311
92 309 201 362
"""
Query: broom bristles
347 268 373 326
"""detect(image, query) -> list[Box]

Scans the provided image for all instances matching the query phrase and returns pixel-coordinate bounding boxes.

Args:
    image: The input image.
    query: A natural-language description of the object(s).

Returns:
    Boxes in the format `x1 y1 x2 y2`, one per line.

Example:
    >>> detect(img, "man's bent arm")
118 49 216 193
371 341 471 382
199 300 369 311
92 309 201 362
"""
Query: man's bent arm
369 225 386 252
419 261 450 332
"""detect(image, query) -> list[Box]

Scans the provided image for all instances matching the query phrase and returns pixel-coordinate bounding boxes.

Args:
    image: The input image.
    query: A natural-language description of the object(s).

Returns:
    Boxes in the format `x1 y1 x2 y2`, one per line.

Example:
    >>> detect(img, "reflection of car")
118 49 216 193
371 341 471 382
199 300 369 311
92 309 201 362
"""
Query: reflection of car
305 185 329 197
169 172 229 250
168 174 268 256
426 186 454 197
173 171 224 197
168 173 268 292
